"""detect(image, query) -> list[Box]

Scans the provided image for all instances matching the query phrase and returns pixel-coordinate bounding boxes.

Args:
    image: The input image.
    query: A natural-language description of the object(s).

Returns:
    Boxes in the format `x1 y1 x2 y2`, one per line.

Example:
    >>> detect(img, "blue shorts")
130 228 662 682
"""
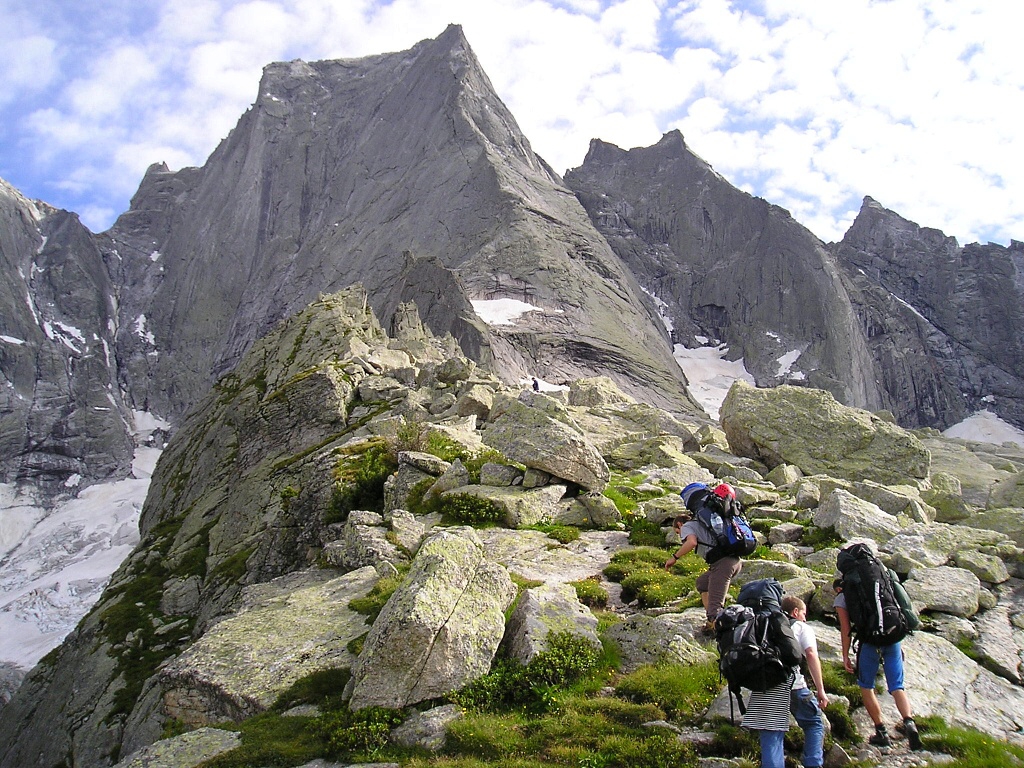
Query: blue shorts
856 642 905 692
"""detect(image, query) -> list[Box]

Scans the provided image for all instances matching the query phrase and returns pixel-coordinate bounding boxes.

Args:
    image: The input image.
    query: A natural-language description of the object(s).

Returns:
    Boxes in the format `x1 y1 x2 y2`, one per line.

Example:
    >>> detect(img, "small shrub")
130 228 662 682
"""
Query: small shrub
587 731 695 768
346 633 366 656
199 710 326 767
442 493 504 525
451 632 600 714
820 660 860 702
823 701 858 743
394 418 425 452
424 430 471 462
463 448 509 483
707 720 760 762
602 485 639 515
603 547 670 581
802 525 843 550
614 660 721 721
628 518 668 547
749 544 790 562
913 715 1024 767
566 696 666 728
328 440 397 522
314 706 405 760
404 477 436 515
273 667 351 712
531 524 580 544
571 577 609 609
444 711 530 760
348 568 408 623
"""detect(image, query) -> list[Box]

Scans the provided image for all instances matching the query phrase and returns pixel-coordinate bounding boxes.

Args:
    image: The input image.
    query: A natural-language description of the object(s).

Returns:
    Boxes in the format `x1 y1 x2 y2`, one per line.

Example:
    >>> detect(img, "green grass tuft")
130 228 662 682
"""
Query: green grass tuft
570 577 609 609
347 567 408 623
614 660 721 721
914 715 1024 768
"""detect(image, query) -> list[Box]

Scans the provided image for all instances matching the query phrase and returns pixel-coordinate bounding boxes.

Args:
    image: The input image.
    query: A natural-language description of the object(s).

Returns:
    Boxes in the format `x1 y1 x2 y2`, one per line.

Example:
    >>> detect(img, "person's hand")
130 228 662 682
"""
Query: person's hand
842 655 854 674
664 558 675 571
817 691 829 709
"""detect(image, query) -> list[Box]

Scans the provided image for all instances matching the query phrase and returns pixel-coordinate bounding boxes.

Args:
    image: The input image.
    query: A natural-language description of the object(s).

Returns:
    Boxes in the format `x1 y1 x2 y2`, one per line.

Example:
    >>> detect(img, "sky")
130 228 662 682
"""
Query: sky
0 0 1021 245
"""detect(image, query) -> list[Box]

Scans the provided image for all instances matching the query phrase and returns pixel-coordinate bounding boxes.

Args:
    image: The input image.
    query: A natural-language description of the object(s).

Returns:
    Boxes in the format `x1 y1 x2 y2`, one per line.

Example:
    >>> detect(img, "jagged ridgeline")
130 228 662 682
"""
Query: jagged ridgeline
3 23 1022 503
2 285 1024 768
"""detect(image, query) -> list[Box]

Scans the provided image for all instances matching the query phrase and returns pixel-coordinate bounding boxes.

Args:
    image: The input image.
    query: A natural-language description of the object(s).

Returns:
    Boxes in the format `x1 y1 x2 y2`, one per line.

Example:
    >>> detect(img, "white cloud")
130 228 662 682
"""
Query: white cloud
0 0 1020 245
0 35 60 106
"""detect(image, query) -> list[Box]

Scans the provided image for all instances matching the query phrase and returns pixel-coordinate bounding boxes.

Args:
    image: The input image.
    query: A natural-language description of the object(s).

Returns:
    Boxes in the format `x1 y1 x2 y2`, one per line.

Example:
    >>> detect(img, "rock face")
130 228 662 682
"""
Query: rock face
159 567 380 725
0 180 133 492
99 25 696 423
483 393 610 491
833 198 1024 430
564 133 882 414
565 138 1024 431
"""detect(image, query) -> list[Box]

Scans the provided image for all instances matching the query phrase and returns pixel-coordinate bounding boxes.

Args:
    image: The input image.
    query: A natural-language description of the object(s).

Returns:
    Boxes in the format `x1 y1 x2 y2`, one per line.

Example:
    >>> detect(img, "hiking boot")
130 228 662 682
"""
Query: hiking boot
868 726 891 747
700 620 716 637
903 718 922 751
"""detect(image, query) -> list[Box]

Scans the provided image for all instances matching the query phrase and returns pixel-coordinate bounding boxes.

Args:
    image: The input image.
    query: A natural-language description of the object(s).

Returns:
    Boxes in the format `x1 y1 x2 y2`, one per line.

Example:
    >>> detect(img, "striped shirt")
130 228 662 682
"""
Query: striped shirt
741 672 796 731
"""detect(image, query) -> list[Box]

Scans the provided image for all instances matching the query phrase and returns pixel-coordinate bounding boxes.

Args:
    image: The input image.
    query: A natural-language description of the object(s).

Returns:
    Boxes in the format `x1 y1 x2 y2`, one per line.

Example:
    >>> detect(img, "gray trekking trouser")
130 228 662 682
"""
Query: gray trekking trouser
696 555 742 621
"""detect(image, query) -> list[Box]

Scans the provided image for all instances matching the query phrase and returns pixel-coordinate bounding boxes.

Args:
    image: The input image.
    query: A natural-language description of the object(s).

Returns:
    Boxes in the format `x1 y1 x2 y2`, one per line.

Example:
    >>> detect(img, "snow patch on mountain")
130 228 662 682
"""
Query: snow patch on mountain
0 412 167 673
944 409 1024 448
673 343 756 420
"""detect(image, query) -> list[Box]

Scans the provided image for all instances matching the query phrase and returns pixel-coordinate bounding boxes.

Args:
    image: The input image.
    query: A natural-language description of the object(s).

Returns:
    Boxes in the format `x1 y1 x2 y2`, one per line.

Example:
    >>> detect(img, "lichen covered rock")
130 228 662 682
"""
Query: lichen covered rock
720 381 930 484
347 529 516 710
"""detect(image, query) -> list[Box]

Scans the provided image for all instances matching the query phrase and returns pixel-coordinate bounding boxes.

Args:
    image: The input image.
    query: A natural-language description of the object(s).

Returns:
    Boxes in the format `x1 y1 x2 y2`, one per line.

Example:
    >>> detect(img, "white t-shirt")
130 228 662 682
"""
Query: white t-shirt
790 619 817 691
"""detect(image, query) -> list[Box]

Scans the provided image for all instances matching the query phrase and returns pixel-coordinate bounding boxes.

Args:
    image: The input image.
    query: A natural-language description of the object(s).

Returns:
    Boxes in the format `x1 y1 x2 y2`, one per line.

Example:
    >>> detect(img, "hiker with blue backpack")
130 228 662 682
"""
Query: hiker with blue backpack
666 482 757 633
834 542 923 751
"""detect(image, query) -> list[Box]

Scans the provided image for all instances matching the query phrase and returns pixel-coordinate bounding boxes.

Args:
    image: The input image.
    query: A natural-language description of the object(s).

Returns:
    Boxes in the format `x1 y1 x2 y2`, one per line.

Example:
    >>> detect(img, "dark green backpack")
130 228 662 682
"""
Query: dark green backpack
837 543 915 646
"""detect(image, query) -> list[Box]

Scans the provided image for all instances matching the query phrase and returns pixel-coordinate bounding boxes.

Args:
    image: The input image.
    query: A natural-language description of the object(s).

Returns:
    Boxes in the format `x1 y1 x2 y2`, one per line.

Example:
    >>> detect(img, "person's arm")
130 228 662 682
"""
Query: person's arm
803 641 829 709
665 534 698 570
836 604 854 674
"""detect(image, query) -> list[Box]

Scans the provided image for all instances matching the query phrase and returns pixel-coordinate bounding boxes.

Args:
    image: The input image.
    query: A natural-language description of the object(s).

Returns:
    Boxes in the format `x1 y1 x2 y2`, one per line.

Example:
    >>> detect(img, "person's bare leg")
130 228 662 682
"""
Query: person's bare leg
860 687 884 726
892 689 913 720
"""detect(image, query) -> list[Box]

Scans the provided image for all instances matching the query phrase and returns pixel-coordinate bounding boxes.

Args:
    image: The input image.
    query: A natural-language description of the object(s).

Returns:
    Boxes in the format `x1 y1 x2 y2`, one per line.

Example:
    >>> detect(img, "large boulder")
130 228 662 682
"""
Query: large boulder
904 566 982 617
966 508 1024 547
347 529 516 710
160 567 380 726
444 483 570 529
567 376 634 407
503 583 601 665
812 489 903 544
990 472 1024 509
476 528 631 584
973 603 1024 684
483 394 610 490
719 381 930 484
881 521 1011 572
807 623 1024 744
321 511 407 570
111 728 241 768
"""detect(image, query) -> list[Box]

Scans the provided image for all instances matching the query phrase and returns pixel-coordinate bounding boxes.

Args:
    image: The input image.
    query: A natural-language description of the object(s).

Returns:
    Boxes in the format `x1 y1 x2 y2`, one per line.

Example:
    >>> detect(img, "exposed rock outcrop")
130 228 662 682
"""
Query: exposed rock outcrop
720 381 930 483
347 528 516 710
